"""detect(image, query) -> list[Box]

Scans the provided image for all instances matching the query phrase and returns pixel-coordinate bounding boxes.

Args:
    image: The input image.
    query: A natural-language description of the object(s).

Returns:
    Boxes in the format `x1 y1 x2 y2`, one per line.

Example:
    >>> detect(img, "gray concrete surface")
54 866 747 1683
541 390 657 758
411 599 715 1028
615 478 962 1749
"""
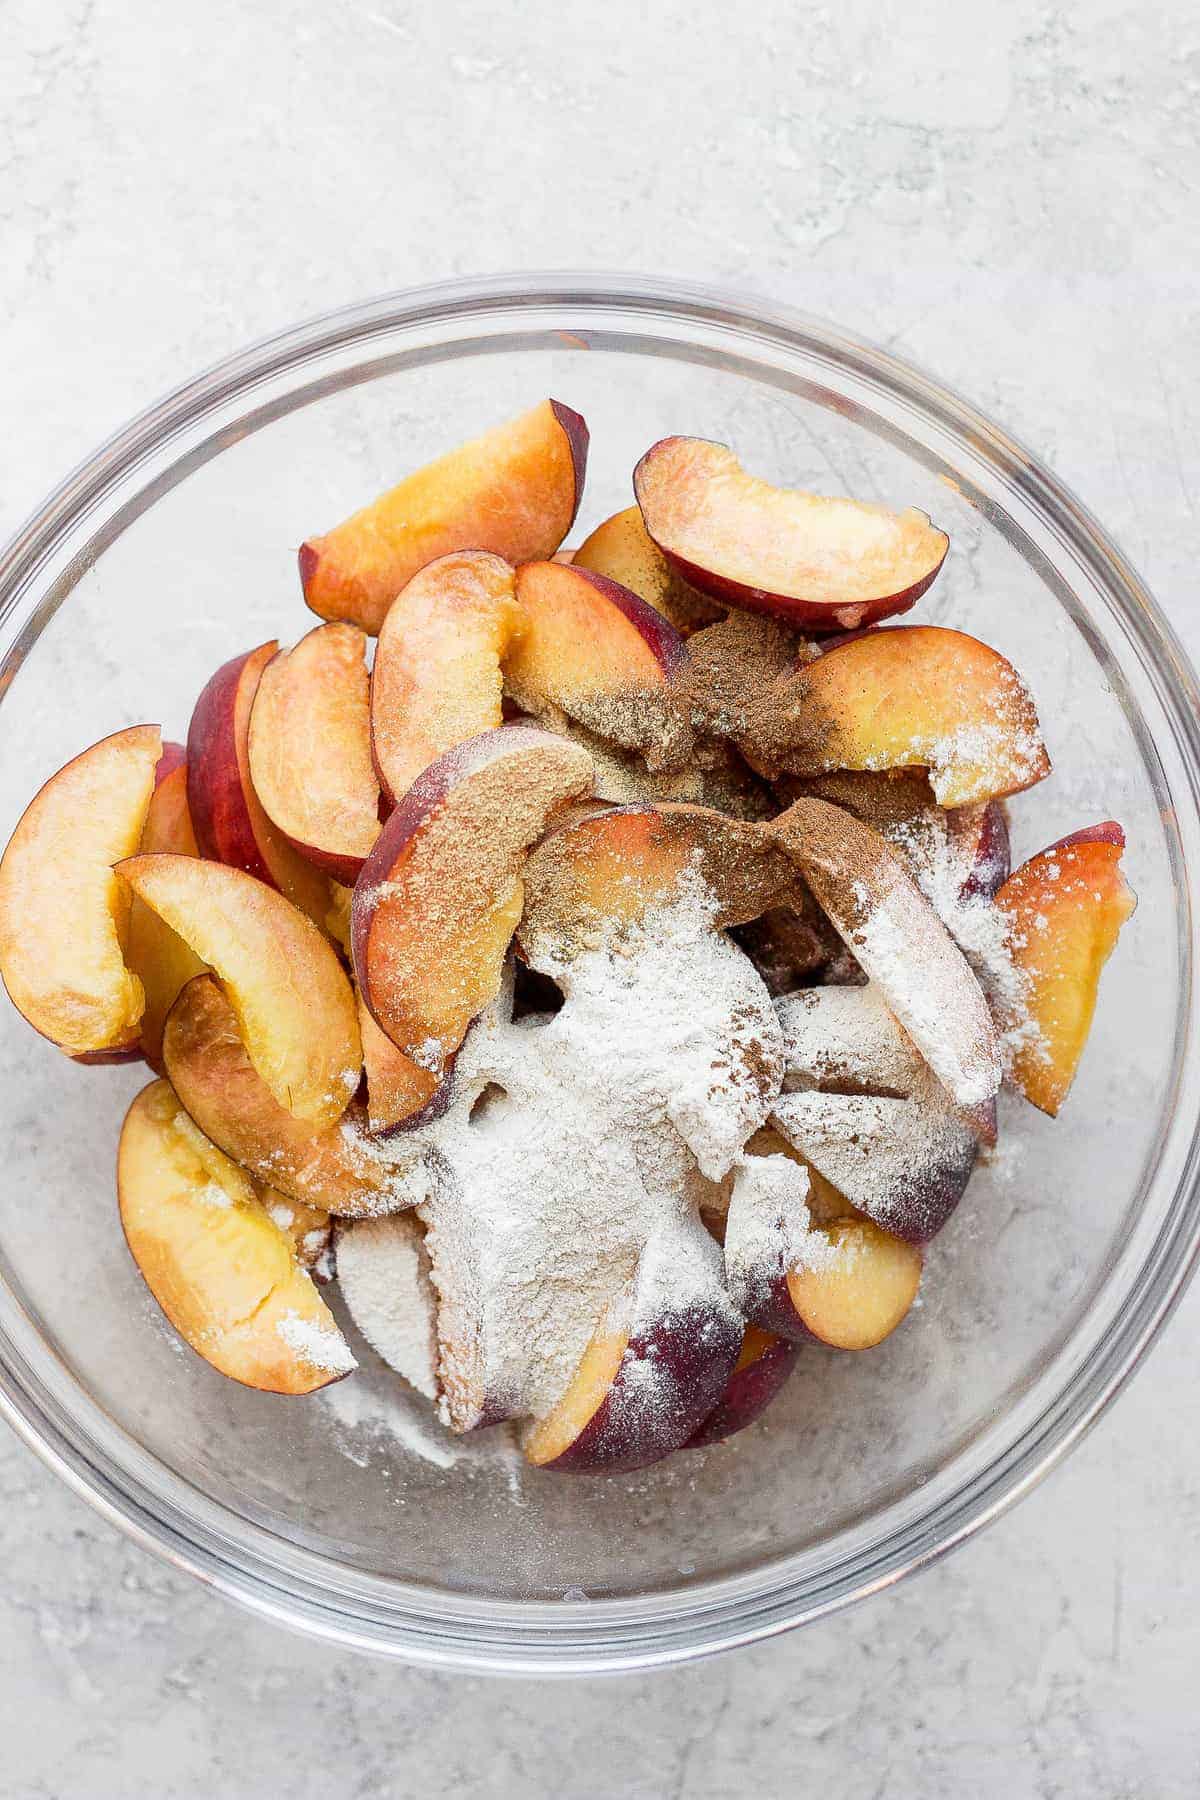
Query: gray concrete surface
1 1 1198 1793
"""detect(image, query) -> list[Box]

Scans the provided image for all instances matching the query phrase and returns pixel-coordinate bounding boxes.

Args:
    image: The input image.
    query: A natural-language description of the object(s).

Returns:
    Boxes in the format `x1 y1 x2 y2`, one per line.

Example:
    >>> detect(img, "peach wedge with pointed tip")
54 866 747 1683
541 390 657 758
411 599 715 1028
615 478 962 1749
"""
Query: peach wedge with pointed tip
505 561 686 764
771 796 1002 1110
118 1080 355 1393
995 822 1136 1116
765 626 1051 807
522 1227 740 1473
634 437 948 629
300 399 588 634
163 976 412 1216
371 550 524 805
125 758 206 1072
187 642 332 929
0 724 161 1057
117 854 361 1128
573 505 723 636
247 622 380 883
352 727 594 1076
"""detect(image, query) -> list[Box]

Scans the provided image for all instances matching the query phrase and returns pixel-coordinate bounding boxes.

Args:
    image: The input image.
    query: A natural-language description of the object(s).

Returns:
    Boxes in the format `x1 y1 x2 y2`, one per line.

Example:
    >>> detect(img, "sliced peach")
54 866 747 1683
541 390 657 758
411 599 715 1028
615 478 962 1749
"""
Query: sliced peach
125 760 206 1072
505 561 686 764
995 822 1136 1115
771 796 1001 1108
118 1080 355 1392
300 399 588 634
162 976 409 1216
517 802 795 965
356 990 444 1134
785 1219 922 1350
186 643 332 929
574 505 723 635
723 1148 921 1347
523 1226 740 1472
117 855 360 1128
762 626 1051 806
0 724 161 1056
683 1326 798 1448
246 623 380 882
634 437 948 629
352 727 593 1075
334 1212 439 1396
370 551 524 803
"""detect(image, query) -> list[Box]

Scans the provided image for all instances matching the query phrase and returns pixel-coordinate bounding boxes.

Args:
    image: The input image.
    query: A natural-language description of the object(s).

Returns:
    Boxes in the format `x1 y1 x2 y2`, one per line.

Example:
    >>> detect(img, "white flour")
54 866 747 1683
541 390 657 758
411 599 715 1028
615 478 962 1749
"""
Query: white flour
376 868 782 1433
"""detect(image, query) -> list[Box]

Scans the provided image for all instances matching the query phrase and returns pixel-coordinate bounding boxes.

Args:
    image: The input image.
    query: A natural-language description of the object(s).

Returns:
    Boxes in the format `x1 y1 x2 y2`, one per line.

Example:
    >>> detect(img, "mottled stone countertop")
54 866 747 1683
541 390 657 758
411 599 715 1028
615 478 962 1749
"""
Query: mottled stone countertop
2 1 1197 1793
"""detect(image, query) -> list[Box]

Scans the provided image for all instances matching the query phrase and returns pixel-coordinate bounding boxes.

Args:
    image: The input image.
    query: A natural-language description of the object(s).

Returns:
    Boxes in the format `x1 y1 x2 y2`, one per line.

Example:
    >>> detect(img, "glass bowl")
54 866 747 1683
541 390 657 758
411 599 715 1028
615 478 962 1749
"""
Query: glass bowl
1 274 1198 1676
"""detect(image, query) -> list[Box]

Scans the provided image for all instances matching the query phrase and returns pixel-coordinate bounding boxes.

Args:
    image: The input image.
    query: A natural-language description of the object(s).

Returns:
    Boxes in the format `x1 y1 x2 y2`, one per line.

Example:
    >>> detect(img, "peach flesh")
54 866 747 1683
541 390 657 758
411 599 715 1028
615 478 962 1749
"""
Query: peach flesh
517 802 796 966
118 1080 353 1393
125 760 206 1072
163 976 407 1217
785 1219 923 1351
995 823 1135 1116
0 723 161 1056
300 399 588 634
117 853 361 1129
186 642 331 930
505 561 686 763
573 505 723 636
247 622 380 883
371 550 524 804
763 626 1051 808
352 727 593 1072
524 1298 741 1473
634 436 948 629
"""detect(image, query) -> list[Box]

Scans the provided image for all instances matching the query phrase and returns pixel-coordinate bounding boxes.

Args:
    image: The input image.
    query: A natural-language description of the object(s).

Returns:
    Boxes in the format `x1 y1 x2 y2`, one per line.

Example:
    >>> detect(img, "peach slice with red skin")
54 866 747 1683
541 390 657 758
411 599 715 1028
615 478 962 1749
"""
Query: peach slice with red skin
634 437 949 630
523 1227 741 1473
247 623 380 883
187 642 332 929
516 802 796 966
724 1147 922 1349
0 724 161 1057
125 758 206 1072
684 1326 798 1448
163 976 410 1216
370 551 524 804
300 398 588 634
574 505 723 636
117 854 361 1128
356 989 445 1134
118 1080 355 1393
995 822 1135 1116
505 561 687 765
761 626 1050 807
352 727 594 1076
771 796 1001 1109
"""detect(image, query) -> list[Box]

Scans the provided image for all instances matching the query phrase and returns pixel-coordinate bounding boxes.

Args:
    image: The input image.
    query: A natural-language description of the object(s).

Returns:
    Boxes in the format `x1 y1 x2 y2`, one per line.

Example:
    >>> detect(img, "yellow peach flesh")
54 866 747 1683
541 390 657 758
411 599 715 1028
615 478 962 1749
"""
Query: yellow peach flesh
0 724 161 1054
118 854 361 1127
371 552 525 801
996 834 1136 1116
787 1219 922 1350
118 1081 354 1393
523 1328 628 1467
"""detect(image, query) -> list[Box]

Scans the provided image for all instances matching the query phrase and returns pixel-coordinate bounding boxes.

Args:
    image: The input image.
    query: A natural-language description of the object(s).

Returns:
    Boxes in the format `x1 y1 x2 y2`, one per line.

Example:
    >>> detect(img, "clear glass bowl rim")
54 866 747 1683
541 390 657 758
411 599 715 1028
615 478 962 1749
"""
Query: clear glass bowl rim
2 270 1199 1675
